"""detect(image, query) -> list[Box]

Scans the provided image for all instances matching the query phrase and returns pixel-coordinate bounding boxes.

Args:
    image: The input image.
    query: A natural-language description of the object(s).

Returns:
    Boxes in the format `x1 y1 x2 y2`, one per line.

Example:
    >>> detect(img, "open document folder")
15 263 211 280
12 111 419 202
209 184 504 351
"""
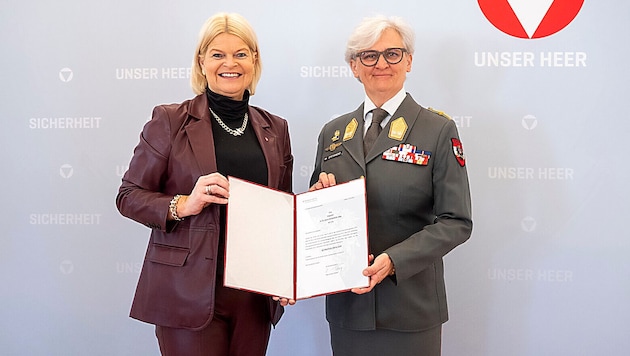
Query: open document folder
224 176 370 300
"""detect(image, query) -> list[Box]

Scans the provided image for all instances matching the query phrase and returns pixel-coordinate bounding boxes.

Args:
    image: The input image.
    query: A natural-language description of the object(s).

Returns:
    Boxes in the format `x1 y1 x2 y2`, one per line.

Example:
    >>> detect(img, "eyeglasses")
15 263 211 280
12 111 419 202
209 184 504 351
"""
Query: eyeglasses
354 48 407 67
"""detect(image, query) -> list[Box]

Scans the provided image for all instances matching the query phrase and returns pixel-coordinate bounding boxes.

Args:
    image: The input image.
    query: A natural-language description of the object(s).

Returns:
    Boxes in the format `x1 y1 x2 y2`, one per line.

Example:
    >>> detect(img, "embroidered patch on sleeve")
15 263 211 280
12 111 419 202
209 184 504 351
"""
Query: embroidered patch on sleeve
451 138 466 167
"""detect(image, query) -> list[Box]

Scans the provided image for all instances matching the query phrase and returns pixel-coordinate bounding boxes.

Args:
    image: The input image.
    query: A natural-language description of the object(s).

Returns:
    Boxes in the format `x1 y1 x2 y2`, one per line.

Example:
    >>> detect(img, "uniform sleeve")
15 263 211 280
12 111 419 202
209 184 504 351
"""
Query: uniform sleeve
309 127 326 186
386 119 473 281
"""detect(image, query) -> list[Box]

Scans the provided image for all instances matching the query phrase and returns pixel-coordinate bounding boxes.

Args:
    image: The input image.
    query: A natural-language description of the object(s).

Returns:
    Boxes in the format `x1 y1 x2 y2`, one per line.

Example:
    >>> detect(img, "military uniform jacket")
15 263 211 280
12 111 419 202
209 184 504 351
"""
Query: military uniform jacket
310 93 472 331
117 93 293 330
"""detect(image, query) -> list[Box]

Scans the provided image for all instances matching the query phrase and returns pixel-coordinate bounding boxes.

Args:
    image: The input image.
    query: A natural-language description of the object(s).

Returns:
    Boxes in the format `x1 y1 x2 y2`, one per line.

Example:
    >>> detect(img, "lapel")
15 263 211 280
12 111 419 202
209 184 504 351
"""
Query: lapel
183 95 279 187
185 94 218 175
365 93 421 163
248 108 278 188
341 104 366 172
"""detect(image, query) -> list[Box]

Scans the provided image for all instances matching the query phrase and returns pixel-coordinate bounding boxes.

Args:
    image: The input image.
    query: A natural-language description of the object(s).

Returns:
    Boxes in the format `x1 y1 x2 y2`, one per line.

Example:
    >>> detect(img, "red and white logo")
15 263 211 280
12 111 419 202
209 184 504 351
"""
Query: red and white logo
451 138 466 167
478 0 584 39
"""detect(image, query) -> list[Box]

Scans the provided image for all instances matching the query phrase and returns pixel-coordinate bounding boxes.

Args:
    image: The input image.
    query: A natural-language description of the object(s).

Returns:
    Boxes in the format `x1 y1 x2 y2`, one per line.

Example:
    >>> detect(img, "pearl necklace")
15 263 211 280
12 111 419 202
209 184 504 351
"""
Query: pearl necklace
210 108 248 136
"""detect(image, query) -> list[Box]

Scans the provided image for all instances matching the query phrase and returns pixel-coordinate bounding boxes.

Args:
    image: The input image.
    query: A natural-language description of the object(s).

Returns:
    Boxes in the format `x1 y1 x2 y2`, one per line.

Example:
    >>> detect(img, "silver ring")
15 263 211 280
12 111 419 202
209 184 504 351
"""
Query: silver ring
205 185 212 195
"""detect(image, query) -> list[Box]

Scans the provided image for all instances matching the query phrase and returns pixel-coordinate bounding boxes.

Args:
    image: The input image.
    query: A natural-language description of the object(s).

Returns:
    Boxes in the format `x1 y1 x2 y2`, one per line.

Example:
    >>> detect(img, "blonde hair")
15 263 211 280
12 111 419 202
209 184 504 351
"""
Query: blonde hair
191 12 262 95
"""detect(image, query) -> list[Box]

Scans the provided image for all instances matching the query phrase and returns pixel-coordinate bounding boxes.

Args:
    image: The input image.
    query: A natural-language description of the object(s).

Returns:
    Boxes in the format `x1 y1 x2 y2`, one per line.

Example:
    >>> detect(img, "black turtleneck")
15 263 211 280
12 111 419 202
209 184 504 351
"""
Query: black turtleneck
206 87 250 121
206 88 268 276
206 87 268 186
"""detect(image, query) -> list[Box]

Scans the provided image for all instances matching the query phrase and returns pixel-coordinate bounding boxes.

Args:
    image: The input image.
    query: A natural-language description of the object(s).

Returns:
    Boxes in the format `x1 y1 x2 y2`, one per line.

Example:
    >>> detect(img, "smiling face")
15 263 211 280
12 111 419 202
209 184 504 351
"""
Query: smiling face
199 33 257 100
350 28 412 107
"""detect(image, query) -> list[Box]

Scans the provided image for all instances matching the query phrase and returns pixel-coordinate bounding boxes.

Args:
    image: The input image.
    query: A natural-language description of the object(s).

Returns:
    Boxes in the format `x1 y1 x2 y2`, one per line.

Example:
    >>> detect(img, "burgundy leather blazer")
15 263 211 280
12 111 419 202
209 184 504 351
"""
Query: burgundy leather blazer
116 93 293 330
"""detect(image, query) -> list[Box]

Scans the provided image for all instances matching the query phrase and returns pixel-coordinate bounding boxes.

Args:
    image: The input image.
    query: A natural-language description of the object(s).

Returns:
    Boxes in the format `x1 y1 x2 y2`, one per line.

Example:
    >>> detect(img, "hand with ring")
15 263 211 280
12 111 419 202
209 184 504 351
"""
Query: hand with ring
169 173 230 220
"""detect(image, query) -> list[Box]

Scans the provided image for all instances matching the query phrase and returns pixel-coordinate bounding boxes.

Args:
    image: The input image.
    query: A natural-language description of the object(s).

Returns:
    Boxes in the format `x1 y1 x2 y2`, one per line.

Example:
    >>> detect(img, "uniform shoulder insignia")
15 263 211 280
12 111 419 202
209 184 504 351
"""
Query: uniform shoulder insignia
427 107 451 120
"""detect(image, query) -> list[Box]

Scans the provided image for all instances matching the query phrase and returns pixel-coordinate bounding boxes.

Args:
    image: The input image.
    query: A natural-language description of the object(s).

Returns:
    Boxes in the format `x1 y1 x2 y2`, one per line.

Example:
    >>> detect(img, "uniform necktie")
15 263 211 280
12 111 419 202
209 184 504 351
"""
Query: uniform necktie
364 108 388 157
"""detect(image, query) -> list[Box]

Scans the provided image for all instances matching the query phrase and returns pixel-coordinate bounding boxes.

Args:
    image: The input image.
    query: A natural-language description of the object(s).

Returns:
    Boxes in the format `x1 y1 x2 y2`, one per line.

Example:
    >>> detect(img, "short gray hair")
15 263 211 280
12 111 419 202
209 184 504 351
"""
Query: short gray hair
344 15 415 64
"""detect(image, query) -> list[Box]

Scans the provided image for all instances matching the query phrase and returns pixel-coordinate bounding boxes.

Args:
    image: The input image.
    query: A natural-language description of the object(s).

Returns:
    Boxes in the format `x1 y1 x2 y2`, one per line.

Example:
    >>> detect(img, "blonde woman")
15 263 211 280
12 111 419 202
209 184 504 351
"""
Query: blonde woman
117 12 293 356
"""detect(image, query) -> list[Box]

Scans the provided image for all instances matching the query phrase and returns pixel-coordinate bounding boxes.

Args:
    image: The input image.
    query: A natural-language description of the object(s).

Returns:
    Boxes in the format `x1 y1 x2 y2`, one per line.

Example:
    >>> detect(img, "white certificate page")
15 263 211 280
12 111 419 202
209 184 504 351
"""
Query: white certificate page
224 177 369 300
224 177 295 299
295 178 369 299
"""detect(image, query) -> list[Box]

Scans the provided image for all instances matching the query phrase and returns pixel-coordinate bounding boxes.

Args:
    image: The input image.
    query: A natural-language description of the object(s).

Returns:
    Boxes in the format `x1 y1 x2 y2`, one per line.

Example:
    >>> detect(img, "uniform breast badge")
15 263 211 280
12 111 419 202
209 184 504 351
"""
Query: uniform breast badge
382 144 431 165
326 129 343 152
325 142 342 152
